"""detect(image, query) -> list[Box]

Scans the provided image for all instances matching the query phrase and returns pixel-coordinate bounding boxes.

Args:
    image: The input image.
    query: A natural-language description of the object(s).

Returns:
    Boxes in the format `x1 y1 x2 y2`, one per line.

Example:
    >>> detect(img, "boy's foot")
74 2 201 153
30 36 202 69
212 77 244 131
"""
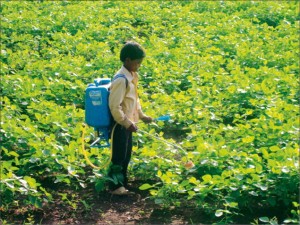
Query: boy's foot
110 186 134 196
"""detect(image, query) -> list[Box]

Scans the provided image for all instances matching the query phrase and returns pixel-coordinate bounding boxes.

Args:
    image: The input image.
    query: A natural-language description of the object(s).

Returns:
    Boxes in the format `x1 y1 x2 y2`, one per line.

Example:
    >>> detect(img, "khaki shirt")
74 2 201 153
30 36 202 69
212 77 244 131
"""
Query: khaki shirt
109 66 146 128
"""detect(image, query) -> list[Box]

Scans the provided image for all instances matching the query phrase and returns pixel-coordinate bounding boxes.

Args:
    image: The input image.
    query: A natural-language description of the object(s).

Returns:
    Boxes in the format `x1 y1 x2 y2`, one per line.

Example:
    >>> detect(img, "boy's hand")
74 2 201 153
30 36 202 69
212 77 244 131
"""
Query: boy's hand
127 124 138 132
142 116 153 124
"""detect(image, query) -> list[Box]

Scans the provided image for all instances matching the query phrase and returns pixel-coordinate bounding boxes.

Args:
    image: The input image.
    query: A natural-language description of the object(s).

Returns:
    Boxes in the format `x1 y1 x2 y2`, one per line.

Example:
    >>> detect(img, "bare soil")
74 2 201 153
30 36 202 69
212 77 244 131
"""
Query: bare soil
1 179 289 225
1 180 209 225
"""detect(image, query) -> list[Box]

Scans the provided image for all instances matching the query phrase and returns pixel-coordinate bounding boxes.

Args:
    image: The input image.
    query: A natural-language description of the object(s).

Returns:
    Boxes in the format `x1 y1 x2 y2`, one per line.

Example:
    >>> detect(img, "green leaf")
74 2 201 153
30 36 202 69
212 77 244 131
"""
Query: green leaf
154 199 163 204
9 151 19 157
24 176 38 189
242 136 255 143
202 174 212 182
259 217 270 223
270 145 280 152
95 180 105 192
139 183 153 190
29 196 42 208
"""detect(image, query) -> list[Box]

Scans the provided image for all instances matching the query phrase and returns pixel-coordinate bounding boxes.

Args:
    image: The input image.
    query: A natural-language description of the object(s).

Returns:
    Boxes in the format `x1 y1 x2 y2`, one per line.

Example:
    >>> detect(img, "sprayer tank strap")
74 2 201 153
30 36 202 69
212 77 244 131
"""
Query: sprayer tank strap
112 74 128 88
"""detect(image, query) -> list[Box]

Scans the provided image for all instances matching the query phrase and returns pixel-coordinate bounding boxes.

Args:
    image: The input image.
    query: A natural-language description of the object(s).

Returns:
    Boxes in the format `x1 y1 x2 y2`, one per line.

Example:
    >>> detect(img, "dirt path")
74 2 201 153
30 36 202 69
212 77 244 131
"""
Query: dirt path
41 182 199 225
3 179 288 224
3 181 205 225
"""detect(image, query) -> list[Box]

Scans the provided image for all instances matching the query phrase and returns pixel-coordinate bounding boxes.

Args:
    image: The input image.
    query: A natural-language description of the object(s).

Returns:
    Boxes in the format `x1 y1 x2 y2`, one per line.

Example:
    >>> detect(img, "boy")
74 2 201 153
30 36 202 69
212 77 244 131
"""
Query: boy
108 41 152 195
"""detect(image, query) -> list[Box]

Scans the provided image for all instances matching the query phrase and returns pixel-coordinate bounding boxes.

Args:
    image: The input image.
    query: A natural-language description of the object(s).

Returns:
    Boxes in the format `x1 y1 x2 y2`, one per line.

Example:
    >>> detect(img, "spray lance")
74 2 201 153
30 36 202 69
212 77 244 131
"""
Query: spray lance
138 114 195 169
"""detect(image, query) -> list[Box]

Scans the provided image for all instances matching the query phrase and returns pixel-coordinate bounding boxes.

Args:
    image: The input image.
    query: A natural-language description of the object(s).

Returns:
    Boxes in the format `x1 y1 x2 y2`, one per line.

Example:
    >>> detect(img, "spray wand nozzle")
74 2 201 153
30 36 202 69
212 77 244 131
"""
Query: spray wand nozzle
154 114 171 122
136 114 171 125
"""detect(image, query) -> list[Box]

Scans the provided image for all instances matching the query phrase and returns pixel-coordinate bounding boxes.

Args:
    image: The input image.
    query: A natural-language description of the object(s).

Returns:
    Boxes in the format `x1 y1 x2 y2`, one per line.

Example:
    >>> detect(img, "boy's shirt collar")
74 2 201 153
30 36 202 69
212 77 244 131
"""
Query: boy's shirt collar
119 65 136 82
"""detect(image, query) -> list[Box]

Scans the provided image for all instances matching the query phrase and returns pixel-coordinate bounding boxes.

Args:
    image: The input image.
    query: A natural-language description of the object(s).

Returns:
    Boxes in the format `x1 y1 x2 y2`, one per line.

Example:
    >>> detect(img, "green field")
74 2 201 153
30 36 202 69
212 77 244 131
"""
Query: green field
1 1 299 224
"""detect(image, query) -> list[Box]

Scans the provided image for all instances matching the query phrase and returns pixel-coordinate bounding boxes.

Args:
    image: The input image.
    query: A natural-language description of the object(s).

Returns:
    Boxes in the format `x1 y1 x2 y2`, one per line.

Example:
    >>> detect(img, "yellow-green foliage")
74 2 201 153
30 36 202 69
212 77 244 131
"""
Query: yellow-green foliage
1 1 299 224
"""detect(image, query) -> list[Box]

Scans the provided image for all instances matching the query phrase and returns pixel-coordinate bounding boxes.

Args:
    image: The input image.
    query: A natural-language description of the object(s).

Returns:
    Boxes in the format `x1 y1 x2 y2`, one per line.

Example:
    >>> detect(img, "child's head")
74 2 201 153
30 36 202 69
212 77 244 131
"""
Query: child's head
120 41 146 72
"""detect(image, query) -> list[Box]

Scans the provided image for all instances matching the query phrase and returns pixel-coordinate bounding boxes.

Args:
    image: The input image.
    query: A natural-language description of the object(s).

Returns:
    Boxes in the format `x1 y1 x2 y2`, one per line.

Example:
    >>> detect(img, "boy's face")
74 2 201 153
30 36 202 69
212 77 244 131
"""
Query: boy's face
124 58 143 72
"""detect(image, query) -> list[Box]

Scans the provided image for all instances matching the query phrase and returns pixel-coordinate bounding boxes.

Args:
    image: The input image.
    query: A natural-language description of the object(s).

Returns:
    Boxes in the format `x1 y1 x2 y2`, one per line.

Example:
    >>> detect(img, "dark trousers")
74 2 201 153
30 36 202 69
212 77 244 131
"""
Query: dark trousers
108 123 132 190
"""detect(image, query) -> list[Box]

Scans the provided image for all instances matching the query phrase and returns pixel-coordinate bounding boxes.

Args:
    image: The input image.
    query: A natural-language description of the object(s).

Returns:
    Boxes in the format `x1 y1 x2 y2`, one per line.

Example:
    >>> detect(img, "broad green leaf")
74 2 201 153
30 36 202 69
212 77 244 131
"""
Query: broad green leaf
202 174 212 182
9 151 19 157
139 183 153 190
242 136 255 143
259 217 270 223
24 176 38 189
189 177 198 185
270 146 280 152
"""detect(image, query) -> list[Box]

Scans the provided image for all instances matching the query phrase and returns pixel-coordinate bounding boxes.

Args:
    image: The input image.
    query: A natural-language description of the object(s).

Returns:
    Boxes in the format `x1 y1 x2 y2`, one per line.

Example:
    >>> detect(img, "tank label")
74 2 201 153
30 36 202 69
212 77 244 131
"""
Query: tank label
89 90 102 105
92 101 101 105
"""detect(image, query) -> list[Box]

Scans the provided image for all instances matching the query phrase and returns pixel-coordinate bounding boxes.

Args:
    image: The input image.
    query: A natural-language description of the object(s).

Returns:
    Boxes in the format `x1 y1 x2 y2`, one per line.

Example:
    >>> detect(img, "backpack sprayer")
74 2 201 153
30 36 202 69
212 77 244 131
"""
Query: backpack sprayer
85 78 112 148
83 78 194 170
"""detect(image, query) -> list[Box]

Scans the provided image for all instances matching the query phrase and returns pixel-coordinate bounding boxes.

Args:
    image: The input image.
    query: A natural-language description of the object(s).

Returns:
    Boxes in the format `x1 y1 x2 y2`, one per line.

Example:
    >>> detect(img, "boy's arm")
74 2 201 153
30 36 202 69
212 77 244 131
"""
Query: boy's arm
109 79 133 128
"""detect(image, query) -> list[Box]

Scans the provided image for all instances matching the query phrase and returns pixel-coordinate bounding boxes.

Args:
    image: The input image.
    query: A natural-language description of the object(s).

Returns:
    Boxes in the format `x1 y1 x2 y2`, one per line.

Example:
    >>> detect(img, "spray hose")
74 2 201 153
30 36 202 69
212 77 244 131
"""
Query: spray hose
81 123 117 170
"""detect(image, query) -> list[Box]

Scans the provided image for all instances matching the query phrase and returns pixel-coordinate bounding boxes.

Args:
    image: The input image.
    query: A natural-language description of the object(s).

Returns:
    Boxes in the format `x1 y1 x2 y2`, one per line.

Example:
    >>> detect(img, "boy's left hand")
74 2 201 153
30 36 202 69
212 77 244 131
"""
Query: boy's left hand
142 116 153 123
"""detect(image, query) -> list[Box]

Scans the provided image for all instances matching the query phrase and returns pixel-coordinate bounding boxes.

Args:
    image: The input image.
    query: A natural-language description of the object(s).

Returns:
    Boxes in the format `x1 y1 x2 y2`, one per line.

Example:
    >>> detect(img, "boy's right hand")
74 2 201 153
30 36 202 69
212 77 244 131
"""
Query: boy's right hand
127 124 138 132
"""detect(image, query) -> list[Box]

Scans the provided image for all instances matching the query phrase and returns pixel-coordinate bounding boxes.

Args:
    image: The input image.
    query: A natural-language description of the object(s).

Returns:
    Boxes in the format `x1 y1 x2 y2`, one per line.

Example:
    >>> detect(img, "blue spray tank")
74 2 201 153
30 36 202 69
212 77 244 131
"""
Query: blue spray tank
85 78 111 148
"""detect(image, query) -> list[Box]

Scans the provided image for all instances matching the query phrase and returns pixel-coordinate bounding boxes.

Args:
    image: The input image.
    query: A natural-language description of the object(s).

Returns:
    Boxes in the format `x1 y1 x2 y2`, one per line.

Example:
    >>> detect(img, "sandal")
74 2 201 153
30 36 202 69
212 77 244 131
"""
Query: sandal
110 187 130 195
110 187 135 196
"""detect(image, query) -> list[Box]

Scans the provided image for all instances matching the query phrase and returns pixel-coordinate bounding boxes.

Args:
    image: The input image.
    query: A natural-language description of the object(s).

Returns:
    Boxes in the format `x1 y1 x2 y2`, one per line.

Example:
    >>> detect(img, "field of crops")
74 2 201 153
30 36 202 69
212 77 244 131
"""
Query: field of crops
1 1 299 224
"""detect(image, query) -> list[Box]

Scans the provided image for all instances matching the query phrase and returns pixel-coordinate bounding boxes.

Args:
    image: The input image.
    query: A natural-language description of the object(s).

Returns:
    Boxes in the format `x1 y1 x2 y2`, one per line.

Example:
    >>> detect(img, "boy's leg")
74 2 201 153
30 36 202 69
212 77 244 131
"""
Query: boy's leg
122 131 132 188
109 124 128 190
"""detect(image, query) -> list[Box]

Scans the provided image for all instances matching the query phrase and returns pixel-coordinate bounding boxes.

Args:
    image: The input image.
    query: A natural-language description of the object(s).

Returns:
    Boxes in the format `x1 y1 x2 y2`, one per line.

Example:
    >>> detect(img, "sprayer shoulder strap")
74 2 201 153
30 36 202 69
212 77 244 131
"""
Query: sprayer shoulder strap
112 74 128 88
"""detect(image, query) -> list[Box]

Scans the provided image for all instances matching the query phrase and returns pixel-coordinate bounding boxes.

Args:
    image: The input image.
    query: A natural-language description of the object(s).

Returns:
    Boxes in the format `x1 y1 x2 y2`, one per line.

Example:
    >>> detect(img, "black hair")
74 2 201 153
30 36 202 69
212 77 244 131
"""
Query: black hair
120 41 146 62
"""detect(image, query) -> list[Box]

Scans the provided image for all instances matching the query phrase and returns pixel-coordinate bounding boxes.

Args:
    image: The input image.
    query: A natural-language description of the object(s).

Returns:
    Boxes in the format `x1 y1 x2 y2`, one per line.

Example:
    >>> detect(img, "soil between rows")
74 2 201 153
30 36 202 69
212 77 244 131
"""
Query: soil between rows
2 180 209 225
